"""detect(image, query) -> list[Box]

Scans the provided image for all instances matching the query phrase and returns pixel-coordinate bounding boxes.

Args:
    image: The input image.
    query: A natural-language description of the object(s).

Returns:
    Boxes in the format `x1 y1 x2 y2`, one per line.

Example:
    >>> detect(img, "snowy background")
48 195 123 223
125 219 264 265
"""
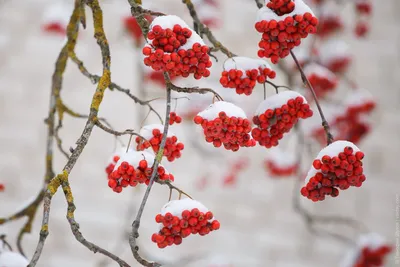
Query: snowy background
0 0 399 266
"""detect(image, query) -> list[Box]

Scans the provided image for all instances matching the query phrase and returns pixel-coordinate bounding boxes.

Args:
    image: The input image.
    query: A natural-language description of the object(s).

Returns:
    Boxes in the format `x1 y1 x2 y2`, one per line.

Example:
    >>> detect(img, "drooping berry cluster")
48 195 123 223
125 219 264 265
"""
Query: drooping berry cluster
304 63 338 99
42 22 66 35
108 150 174 193
252 91 313 148
354 0 372 37
255 1 318 63
301 141 366 202
319 40 352 74
317 16 343 37
105 147 128 179
142 15 212 79
136 125 184 162
223 157 249 186
219 57 276 96
266 0 295 16
169 112 182 125
194 101 256 151
151 199 220 248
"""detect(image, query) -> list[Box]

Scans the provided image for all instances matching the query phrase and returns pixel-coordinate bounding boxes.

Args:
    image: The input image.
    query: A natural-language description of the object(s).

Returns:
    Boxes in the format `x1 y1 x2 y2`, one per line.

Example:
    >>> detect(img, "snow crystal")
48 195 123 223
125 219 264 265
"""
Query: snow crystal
148 15 205 50
344 89 374 108
160 198 209 217
0 251 29 267
257 0 314 23
267 147 297 168
198 101 247 120
139 124 175 140
304 140 360 184
255 91 307 116
304 63 337 81
223 57 272 78
319 40 351 65
113 150 169 174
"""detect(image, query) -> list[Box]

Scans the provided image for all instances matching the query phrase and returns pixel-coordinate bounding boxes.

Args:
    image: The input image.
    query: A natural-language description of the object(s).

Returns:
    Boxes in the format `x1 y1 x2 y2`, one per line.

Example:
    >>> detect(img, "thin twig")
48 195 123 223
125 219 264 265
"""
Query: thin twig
290 50 334 145
254 0 264 9
169 84 224 101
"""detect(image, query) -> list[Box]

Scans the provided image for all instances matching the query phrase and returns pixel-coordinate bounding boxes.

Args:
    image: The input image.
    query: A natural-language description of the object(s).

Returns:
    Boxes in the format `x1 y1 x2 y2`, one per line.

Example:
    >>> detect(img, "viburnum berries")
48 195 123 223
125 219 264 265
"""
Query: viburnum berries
169 112 182 125
301 141 366 202
135 124 184 162
219 57 276 96
194 101 256 151
341 233 392 267
105 147 128 179
255 0 319 63
252 91 313 148
151 198 220 248
108 150 174 193
142 15 212 79
265 147 298 177
304 63 338 99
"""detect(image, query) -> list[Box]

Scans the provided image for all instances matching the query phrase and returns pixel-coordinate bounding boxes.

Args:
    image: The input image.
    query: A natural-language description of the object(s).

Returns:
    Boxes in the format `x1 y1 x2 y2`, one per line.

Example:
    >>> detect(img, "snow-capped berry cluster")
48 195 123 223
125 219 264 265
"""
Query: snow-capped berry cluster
194 101 256 151
252 91 313 148
152 198 220 248
169 112 182 125
219 57 276 96
265 147 298 177
108 150 174 193
304 63 338 99
105 147 128 179
41 3 71 35
319 40 352 74
301 141 366 202
135 124 184 162
142 15 212 79
354 0 372 37
316 2 343 37
223 157 249 186
255 0 318 63
341 233 392 267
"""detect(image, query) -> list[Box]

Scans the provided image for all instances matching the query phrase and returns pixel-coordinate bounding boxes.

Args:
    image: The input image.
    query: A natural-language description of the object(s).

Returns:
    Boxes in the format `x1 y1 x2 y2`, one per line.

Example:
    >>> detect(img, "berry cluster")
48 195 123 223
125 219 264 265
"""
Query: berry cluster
42 22 66 35
317 16 343 37
108 151 174 193
0 183 4 192
136 125 184 162
252 91 313 148
152 199 220 248
355 0 372 16
319 40 352 74
169 112 182 125
142 16 212 79
304 64 338 99
267 0 295 16
265 160 298 177
255 1 318 63
301 141 366 202
219 57 276 96
194 101 256 151
223 158 249 186
354 245 392 267
105 154 121 179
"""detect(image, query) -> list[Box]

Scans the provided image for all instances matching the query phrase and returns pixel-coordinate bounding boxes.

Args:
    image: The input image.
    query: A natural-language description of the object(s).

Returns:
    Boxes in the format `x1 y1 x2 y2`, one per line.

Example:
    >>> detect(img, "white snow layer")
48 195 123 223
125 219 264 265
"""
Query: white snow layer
139 124 175 140
107 147 131 164
304 63 337 81
198 101 247 120
257 0 314 23
113 150 169 174
42 2 72 25
160 198 209 217
0 251 29 267
344 89 375 108
148 15 205 50
304 140 361 184
319 39 351 65
267 147 297 168
223 57 272 78
255 91 307 116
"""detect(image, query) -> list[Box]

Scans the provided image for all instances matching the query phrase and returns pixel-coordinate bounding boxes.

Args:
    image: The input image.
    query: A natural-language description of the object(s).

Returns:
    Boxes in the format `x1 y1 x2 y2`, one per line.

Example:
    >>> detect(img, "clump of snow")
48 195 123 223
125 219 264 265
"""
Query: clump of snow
319 39 351 66
139 124 175 140
340 233 388 267
160 198 209 217
198 101 247 120
113 150 169 174
267 147 297 168
148 15 205 50
255 91 307 116
304 63 337 81
107 147 131 164
257 0 314 22
0 251 29 267
344 89 375 108
42 2 72 25
305 140 360 183
223 57 273 78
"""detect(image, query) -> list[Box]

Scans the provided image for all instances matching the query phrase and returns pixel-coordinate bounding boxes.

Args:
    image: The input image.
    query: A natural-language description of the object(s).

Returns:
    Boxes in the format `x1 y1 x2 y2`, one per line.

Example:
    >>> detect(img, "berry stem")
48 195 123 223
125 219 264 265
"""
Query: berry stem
126 134 134 153
290 50 334 145
263 82 267 99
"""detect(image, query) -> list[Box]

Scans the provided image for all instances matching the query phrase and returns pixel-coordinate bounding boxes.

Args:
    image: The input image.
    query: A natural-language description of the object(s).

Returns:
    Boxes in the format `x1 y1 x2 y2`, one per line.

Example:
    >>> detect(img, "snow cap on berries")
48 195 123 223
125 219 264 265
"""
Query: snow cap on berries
265 147 298 177
0 251 29 267
198 101 247 121
255 91 307 115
